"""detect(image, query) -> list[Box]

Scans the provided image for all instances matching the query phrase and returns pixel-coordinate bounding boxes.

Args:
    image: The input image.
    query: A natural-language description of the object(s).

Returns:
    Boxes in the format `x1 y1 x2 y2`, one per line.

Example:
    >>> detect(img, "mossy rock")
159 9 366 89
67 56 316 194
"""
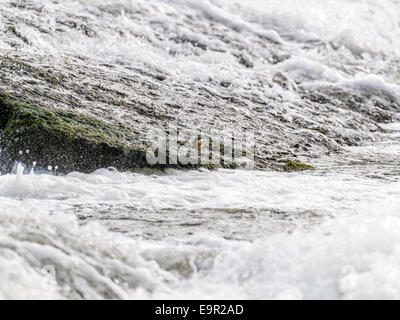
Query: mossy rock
0 93 148 173
311 127 329 135
281 159 315 172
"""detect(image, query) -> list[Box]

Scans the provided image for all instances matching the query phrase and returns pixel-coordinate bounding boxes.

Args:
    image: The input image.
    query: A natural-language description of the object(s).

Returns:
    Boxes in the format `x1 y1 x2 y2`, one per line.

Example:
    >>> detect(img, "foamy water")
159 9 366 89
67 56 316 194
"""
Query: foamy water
1 160 400 299
1 0 400 299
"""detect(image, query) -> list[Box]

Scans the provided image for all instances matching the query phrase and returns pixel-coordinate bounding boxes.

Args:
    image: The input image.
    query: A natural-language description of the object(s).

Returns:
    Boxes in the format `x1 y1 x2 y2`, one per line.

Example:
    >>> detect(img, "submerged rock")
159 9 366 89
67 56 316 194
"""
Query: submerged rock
281 160 315 172
0 0 398 173
0 93 148 173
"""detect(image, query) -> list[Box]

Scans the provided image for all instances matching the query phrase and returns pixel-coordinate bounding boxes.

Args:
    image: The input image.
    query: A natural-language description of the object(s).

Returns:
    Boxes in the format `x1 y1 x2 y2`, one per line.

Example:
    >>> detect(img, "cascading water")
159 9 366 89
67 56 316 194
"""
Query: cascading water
1 0 400 299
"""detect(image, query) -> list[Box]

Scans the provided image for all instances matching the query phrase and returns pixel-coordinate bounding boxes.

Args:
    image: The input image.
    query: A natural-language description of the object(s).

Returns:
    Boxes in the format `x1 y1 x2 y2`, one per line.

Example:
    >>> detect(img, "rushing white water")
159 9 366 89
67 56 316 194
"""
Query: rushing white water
1 0 400 299
1 154 400 300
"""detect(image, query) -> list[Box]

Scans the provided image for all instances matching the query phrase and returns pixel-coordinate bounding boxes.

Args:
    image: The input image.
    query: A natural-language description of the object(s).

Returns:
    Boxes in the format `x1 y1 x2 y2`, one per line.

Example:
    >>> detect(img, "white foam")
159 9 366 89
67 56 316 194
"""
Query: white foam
162 203 400 300
176 0 283 44
3 0 400 96
213 0 400 55
276 57 345 83
0 167 400 299
1 168 397 215
338 75 400 103
380 122 400 131
2 0 400 300
0 199 173 299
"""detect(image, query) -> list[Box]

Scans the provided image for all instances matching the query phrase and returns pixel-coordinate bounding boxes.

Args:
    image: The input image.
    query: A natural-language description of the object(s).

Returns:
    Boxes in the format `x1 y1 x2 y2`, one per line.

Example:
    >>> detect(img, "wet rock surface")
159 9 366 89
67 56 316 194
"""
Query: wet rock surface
2 0 400 300
0 93 149 172
0 0 398 173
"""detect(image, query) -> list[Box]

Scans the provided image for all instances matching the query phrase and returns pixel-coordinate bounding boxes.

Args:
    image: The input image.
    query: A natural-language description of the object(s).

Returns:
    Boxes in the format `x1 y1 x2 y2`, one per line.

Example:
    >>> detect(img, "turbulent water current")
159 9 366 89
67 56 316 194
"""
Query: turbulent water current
1 0 400 299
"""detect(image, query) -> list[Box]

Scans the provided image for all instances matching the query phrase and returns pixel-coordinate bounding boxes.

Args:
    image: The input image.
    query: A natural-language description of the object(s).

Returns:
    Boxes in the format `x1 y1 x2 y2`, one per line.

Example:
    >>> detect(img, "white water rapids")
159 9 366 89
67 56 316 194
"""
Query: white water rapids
1 0 400 299
1 143 400 299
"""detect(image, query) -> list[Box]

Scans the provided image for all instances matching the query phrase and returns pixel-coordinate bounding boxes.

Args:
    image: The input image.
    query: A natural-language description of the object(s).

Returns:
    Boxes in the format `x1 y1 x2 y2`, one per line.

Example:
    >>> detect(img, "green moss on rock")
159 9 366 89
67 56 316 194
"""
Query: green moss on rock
0 93 148 173
311 127 329 135
281 159 315 172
